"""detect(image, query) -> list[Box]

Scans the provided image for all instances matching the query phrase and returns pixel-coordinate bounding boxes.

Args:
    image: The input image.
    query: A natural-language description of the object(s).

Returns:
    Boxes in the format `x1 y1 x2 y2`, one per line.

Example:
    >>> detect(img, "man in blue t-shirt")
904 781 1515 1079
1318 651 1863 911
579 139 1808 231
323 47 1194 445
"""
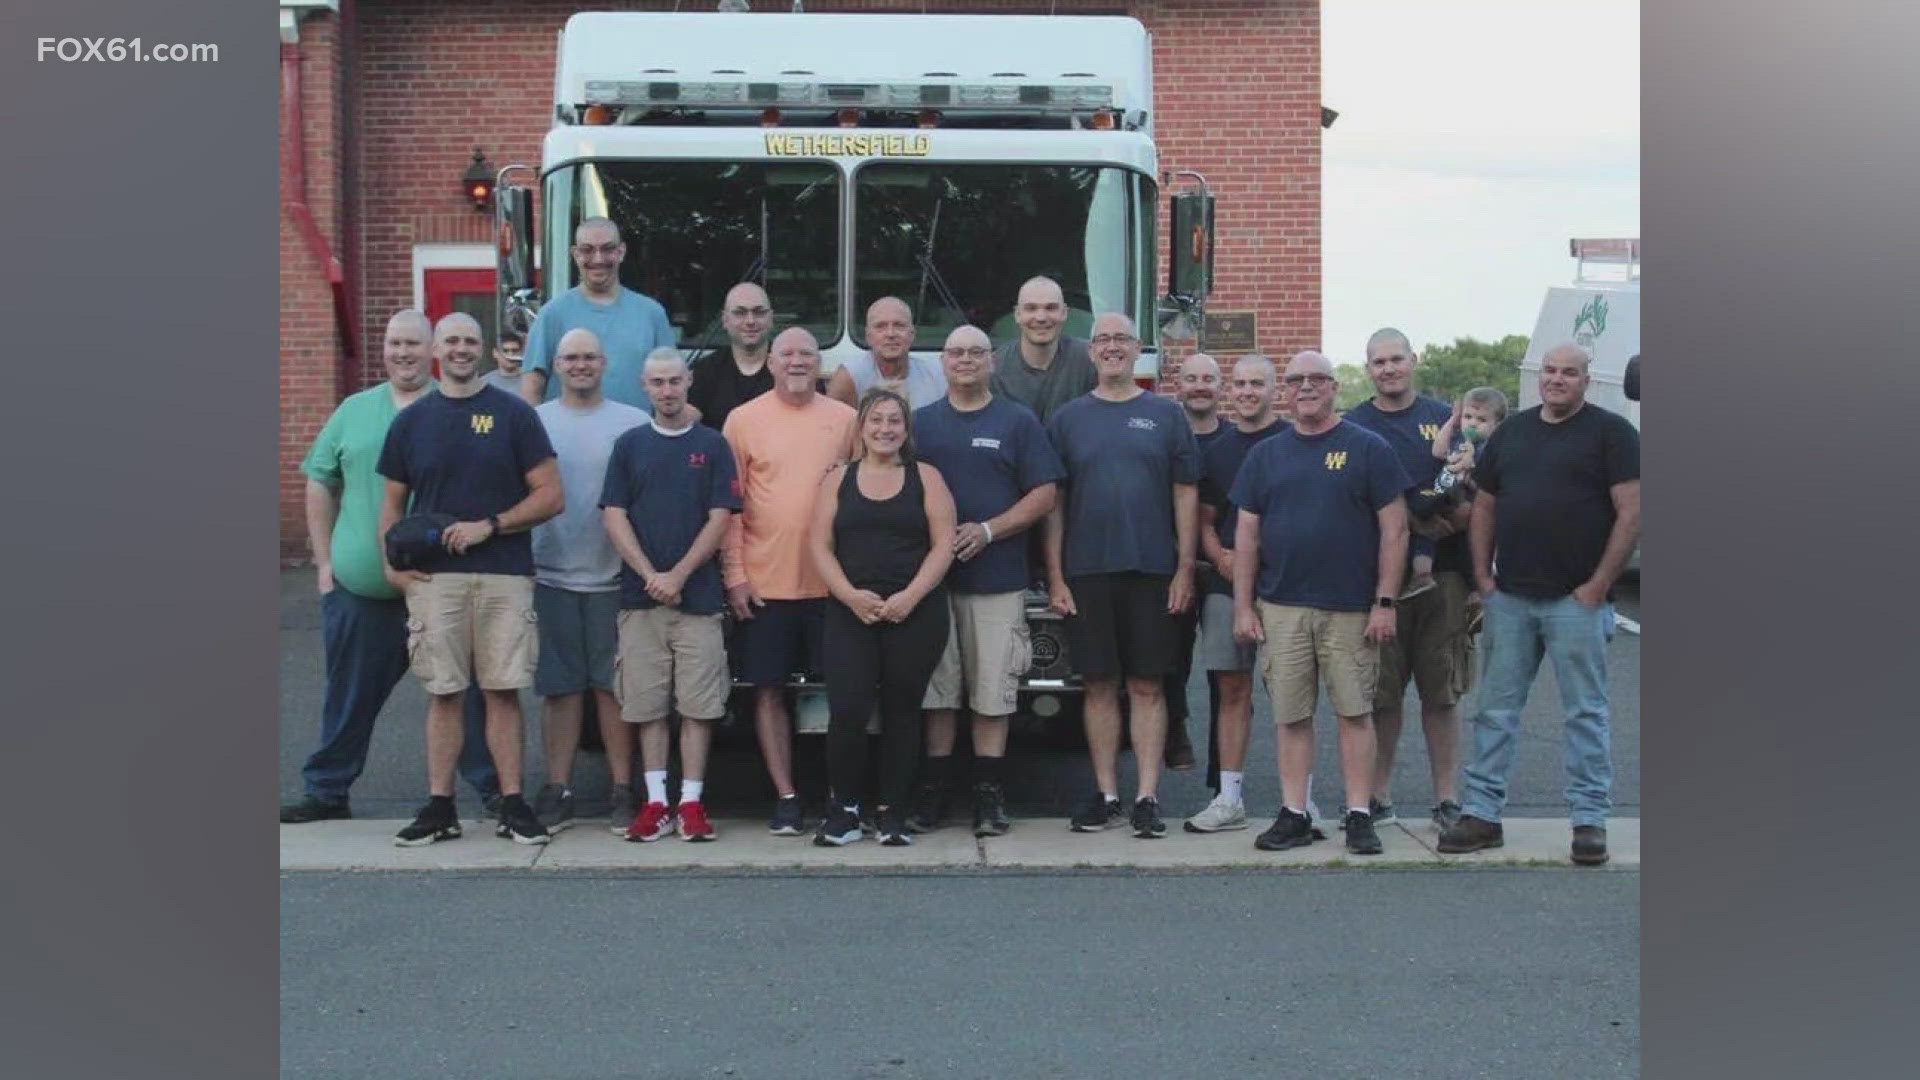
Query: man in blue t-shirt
377 312 563 848
1229 350 1410 857
1044 312 1199 840
910 325 1064 837
1342 327 1472 833
520 217 674 412
600 350 742 844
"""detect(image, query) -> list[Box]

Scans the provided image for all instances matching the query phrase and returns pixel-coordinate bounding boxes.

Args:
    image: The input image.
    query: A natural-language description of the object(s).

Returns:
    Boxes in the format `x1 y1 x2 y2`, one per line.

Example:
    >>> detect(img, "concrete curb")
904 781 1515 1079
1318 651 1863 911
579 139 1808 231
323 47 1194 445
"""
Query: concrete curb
281 816 1639 873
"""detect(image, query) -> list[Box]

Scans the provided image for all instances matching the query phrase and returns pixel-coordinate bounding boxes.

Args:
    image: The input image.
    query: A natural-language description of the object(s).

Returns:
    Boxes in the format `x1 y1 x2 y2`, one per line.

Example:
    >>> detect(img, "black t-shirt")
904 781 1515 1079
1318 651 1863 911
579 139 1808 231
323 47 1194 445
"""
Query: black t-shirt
376 385 556 575
687 348 775 433
1197 420 1286 595
1474 403 1641 599
1344 395 1468 573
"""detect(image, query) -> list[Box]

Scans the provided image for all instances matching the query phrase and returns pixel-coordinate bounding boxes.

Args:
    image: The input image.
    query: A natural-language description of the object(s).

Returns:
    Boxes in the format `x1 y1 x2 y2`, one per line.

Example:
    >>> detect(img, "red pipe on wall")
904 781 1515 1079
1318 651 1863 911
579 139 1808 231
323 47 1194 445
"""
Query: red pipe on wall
282 32 360 398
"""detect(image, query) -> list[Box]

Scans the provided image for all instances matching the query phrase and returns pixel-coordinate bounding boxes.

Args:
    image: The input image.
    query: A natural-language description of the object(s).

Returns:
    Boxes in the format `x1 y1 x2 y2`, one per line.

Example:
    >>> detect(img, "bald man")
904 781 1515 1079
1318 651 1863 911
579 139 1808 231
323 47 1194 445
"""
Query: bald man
911 325 1063 835
1162 352 1228 772
281 309 502 824
828 296 947 410
990 276 1097 422
688 281 776 432
524 329 650 835
721 327 858 836
378 312 565 847
522 217 675 411
1230 351 1410 857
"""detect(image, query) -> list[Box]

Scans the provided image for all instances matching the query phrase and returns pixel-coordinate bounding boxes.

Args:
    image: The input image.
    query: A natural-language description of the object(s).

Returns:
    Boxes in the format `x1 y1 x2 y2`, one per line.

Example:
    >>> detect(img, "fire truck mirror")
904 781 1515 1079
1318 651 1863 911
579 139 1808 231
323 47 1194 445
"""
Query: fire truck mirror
1167 190 1214 306
497 185 537 295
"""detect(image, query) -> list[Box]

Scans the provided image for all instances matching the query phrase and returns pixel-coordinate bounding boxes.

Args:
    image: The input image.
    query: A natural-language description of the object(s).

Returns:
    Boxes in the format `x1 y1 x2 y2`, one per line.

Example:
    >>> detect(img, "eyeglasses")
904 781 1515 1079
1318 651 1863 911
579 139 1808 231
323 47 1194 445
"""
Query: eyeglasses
1281 373 1334 387
1090 333 1138 347
726 306 771 319
573 243 622 258
941 346 990 359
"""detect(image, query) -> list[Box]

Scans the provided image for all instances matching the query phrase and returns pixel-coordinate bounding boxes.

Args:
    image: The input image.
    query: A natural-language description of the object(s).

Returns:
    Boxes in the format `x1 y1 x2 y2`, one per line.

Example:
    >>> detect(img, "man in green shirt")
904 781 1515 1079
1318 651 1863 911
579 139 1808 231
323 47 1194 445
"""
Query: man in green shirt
279 310 502 823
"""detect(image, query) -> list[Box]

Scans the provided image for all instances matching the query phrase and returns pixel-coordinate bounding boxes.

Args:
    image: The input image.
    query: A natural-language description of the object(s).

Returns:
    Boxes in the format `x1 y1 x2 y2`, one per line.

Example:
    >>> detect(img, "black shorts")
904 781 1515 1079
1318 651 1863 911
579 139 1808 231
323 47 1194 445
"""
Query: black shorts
730 598 826 687
1064 572 1178 680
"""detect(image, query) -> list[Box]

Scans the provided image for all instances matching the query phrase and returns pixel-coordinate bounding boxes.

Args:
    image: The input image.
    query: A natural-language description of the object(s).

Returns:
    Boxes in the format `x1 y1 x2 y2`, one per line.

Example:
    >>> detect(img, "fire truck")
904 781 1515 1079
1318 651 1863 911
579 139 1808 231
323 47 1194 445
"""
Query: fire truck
496 9 1217 735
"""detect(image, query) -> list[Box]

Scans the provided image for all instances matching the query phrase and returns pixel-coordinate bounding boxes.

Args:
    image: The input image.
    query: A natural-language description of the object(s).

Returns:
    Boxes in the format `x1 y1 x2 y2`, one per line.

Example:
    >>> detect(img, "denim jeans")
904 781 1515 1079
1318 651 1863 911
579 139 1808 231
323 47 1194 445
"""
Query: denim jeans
302 588 501 802
1460 589 1615 827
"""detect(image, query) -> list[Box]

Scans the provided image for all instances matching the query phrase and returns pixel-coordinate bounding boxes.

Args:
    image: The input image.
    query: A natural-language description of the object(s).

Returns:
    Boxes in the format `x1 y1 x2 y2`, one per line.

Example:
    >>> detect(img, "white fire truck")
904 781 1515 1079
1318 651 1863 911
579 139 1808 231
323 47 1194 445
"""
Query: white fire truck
497 10 1218 733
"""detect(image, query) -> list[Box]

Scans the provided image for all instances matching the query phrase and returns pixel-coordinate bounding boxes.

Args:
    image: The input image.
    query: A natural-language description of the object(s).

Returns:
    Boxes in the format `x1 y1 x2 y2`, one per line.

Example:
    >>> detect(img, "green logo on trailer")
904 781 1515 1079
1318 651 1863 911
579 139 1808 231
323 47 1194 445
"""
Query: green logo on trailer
1573 295 1609 348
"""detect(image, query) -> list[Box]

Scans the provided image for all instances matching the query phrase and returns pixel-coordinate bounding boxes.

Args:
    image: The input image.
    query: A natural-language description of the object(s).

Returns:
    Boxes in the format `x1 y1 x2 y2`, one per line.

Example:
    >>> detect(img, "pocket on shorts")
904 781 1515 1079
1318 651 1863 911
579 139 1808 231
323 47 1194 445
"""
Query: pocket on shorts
404 617 429 676
503 607 540 684
1006 617 1033 677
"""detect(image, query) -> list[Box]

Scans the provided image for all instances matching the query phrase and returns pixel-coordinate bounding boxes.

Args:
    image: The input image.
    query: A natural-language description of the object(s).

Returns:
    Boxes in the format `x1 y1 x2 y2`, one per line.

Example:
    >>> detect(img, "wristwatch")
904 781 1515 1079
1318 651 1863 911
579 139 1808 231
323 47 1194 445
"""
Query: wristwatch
1375 596 1396 609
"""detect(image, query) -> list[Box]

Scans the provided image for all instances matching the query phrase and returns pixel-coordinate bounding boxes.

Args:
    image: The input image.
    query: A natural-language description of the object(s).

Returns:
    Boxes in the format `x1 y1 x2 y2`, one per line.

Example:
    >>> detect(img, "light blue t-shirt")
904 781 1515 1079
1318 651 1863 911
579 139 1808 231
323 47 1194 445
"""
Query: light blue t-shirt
525 287 674 411
531 397 651 591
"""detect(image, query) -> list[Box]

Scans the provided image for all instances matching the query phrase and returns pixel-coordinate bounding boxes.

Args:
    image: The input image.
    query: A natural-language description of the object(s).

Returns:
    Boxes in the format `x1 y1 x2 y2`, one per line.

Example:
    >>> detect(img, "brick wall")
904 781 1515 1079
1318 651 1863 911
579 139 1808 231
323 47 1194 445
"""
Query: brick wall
278 0 1319 561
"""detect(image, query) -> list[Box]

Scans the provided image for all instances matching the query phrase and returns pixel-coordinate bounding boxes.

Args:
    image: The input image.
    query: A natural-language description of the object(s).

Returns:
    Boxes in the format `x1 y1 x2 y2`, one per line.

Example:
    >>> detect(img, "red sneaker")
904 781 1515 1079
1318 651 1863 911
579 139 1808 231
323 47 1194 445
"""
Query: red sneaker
626 801 674 843
677 800 716 842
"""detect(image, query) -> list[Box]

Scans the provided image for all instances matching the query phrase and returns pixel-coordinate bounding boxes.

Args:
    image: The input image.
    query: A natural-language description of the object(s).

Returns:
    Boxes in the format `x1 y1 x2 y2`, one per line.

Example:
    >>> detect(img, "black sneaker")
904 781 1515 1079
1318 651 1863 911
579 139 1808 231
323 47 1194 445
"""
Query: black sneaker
1344 810 1383 855
769 794 805 836
480 793 503 818
813 806 864 847
393 800 462 847
531 782 575 834
280 795 351 824
1431 800 1463 831
1367 798 1396 826
494 796 552 846
1130 796 1167 839
906 780 947 834
972 781 1011 837
1069 791 1123 832
877 808 913 846
1254 808 1315 851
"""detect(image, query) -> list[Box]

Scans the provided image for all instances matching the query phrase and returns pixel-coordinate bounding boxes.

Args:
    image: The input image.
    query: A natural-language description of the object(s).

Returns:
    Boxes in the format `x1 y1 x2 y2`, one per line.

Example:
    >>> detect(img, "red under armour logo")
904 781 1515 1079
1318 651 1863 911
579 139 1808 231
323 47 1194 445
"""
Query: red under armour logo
689 452 707 467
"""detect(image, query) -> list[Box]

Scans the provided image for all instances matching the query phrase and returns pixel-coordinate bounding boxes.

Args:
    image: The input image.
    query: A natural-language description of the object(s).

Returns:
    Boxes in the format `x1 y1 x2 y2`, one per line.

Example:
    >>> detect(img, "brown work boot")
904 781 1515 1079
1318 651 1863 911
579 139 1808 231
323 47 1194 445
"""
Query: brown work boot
1164 720 1196 771
1571 825 1610 866
1436 814 1504 853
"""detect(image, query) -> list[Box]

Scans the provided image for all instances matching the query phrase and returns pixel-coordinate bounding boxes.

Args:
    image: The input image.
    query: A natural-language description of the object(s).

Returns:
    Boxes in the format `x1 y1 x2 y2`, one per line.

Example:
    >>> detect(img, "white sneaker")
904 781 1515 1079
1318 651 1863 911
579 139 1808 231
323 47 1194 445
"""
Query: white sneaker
1182 795 1249 833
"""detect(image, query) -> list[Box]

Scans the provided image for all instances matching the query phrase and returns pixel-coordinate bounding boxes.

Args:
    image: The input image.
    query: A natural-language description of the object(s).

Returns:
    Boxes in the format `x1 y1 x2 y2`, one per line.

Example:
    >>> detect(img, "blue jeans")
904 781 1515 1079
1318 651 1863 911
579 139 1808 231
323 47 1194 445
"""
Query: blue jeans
302 588 501 802
1460 590 1615 827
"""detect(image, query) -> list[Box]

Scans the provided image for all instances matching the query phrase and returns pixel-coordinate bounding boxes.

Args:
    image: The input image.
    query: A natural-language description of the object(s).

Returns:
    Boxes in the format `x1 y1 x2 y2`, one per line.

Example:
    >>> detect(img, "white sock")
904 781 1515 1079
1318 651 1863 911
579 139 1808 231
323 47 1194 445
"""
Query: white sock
1349 805 1370 817
643 770 668 806
679 779 704 804
1219 771 1244 805
1101 791 1118 804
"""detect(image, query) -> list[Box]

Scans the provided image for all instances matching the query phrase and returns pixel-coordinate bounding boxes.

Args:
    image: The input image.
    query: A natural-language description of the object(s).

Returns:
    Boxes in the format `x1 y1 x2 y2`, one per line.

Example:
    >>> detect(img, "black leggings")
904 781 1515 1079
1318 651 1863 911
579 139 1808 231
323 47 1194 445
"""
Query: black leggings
823 591 950 811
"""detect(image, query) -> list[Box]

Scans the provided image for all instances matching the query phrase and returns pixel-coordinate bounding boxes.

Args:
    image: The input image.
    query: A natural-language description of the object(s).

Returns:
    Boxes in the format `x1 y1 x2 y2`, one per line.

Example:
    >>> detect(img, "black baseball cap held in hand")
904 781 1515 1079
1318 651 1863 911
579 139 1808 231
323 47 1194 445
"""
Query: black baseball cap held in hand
385 512 459 572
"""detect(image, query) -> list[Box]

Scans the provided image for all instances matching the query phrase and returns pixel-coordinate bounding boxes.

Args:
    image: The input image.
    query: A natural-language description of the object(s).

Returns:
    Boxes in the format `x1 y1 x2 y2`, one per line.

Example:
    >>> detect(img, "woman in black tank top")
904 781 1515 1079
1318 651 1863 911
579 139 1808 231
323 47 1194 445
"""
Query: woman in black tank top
807 389 957 846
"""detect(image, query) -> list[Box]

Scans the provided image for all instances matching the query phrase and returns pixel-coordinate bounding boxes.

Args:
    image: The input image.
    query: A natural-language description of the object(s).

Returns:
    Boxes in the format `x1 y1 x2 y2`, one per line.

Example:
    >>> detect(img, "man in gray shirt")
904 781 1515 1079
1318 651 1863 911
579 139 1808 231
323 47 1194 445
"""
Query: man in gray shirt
484 329 525 394
527 328 650 832
990 276 1097 422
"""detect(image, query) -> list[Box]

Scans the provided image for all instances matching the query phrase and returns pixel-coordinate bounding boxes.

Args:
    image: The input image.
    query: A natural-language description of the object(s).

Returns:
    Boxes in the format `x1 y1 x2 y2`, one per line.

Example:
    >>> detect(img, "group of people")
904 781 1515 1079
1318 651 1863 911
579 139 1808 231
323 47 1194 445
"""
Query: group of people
281 217 1640 866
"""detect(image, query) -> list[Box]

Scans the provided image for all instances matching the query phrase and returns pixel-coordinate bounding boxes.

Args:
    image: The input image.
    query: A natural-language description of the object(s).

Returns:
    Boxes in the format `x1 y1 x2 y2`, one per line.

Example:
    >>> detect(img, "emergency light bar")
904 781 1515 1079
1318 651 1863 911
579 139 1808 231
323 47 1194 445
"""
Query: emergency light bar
580 78 1113 114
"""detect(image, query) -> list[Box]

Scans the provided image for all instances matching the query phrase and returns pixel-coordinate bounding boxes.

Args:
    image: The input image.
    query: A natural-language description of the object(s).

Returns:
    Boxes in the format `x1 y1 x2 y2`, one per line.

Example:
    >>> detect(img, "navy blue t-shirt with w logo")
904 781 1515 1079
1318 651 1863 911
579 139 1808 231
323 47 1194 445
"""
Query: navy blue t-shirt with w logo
376 385 555 576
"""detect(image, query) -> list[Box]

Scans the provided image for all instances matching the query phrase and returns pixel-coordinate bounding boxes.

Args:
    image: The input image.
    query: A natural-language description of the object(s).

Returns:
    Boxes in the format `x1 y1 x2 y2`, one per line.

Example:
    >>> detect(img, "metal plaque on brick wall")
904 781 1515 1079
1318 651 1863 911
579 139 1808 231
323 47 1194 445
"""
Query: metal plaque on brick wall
1201 311 1256 353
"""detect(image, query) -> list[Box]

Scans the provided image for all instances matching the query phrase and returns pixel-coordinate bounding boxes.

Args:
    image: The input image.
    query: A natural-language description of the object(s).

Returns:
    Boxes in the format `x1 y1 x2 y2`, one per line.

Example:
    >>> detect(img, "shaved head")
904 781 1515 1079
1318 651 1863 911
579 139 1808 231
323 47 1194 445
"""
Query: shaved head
434 312 481 341
555 327 603 358
386 309 431 340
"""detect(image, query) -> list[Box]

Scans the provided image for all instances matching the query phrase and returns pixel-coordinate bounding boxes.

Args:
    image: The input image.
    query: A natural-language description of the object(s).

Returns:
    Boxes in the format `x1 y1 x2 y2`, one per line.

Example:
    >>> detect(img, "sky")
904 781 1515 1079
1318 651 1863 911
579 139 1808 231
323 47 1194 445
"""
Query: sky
1320 0 1640 363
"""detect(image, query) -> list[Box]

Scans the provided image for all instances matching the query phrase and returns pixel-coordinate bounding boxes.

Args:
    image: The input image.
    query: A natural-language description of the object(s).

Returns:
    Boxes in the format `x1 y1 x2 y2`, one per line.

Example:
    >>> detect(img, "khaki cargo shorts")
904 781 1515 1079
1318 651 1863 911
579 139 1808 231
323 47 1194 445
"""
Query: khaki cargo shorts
922 591 1031 717
615 607 730 723
1374 571 1469 710
404 572 537 696
1257 601 1378 725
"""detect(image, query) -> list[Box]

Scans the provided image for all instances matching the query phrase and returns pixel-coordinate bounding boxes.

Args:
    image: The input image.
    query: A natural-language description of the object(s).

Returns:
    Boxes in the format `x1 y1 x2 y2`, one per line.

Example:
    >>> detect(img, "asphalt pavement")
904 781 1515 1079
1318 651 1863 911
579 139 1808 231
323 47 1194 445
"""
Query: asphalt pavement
278 568 1640 826
281 870 1639 1079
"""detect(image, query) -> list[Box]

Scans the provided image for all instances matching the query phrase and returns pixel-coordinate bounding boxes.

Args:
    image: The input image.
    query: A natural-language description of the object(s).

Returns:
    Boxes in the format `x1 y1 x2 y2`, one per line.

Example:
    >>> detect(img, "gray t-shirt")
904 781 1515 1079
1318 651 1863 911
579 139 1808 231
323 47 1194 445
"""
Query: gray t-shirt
1046 391 1200 578
840 351 948 409
484 369 522 395
531 397 650 591
990 336 1096 422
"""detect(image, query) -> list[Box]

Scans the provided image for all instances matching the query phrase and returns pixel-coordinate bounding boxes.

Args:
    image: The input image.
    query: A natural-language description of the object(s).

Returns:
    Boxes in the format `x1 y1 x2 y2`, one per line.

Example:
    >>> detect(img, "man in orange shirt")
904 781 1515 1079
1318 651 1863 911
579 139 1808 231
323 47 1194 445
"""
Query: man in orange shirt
722 327 859 835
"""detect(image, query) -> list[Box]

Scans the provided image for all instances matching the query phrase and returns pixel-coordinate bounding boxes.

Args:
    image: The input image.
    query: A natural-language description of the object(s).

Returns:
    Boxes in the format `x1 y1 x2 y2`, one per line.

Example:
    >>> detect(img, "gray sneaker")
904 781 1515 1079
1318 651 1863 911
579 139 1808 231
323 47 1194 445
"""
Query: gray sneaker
1182 795 1249 833
607 783 638 836
532 782 575 834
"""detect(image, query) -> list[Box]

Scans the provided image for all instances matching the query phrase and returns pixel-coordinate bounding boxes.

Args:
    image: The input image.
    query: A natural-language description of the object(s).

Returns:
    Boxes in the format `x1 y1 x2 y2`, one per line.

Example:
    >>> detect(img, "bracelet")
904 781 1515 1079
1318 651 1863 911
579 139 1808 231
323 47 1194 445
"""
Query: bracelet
979 521 994 544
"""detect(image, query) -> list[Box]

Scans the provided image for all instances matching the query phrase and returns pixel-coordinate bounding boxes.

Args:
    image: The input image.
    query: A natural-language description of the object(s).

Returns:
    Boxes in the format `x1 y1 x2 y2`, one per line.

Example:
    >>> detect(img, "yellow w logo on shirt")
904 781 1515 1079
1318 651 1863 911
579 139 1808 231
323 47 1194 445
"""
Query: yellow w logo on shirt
470 414 495 435
1325 451 1347 470
1420 423 1440 441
